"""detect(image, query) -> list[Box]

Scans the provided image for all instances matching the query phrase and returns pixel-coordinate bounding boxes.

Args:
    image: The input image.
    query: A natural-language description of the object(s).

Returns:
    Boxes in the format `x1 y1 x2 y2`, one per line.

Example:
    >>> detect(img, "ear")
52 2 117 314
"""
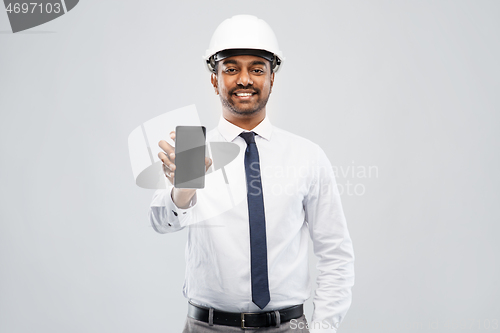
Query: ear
270 72 275 93
211 73 219 95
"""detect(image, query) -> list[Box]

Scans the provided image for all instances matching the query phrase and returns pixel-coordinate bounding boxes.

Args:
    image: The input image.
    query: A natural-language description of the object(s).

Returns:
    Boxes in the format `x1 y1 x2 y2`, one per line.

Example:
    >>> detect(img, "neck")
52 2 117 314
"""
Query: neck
222 108 266 131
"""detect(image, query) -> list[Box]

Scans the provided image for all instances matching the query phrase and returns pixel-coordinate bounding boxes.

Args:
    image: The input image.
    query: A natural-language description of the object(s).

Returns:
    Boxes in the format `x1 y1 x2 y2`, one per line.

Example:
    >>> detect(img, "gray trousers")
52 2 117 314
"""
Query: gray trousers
182 314 310 332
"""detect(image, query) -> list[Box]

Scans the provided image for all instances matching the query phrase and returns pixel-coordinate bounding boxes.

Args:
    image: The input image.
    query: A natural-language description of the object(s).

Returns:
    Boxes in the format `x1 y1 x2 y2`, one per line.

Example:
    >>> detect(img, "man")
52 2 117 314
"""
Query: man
150 15 354 333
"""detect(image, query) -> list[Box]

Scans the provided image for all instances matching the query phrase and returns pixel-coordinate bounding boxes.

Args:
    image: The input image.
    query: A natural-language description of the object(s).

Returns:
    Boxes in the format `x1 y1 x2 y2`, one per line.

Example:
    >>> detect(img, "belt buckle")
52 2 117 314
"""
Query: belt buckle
241 313 259 330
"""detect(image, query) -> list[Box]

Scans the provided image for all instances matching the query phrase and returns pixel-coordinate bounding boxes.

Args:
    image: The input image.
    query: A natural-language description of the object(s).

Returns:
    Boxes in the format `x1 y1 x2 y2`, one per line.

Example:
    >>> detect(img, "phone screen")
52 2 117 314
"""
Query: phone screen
174 126 206 189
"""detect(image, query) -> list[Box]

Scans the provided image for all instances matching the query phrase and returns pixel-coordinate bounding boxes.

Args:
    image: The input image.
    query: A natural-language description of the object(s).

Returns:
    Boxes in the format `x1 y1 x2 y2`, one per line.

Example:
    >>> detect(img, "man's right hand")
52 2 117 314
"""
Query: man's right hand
158 131 212 209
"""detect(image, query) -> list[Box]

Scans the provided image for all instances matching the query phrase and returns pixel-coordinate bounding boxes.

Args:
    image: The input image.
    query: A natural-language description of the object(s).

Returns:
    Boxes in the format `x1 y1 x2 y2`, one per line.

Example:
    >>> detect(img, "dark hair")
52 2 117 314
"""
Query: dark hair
213 59 219 74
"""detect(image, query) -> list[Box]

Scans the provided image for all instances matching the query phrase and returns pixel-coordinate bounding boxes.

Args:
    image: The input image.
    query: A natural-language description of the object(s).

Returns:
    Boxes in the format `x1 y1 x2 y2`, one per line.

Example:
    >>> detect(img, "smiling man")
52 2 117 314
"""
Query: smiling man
151 15 355 333
212 53 274 130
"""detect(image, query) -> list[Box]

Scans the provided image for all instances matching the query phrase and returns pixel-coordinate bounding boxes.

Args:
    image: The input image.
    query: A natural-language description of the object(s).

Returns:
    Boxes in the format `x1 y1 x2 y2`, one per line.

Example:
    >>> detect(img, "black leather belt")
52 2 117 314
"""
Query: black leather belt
188 301 304 329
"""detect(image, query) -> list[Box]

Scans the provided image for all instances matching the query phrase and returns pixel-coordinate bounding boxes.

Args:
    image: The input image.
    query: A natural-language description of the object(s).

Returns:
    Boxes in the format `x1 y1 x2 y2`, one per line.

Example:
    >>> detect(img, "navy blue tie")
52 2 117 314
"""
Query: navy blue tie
239 131 270 310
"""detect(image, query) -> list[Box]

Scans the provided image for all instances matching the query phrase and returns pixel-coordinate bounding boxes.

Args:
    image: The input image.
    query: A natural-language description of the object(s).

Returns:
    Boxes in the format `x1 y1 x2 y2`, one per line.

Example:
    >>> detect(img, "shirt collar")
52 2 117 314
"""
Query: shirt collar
217 116 273 142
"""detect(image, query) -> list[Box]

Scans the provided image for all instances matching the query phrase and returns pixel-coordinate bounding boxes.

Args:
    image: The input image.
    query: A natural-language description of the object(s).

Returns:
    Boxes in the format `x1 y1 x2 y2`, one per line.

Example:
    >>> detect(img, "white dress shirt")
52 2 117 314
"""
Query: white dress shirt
150 116 354 332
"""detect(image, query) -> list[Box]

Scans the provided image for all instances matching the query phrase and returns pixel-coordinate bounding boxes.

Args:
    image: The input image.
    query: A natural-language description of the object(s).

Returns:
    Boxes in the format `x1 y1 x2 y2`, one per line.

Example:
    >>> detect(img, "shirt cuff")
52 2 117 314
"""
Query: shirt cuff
163 188 196 229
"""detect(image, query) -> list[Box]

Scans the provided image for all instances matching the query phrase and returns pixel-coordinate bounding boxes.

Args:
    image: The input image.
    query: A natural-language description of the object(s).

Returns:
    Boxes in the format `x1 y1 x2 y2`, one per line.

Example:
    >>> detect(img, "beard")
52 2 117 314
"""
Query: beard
220 86 271 116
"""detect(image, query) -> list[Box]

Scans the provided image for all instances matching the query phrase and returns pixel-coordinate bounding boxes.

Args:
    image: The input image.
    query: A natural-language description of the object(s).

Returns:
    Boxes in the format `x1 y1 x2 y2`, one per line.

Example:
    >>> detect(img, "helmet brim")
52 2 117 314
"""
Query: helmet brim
207 48 282 73
214 48 274 63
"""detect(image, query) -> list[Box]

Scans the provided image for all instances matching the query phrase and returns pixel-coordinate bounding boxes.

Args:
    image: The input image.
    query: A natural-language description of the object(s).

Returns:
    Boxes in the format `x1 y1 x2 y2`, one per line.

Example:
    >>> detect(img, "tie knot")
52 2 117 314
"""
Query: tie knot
239 131 256 145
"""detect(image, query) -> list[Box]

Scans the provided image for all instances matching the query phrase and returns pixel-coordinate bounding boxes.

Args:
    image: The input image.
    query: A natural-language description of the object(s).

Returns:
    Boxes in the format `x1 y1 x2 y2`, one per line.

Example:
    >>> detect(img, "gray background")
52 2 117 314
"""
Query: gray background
1 1 499 332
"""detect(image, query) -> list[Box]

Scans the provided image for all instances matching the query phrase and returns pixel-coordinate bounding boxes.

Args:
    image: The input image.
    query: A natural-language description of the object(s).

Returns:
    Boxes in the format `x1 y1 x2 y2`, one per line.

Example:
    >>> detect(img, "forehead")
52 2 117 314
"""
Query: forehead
220 55 270 67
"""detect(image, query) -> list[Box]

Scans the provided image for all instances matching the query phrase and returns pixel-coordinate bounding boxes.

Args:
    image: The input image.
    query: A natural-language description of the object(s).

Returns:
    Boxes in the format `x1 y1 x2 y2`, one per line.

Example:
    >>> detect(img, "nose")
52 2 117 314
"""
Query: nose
236 69 253 86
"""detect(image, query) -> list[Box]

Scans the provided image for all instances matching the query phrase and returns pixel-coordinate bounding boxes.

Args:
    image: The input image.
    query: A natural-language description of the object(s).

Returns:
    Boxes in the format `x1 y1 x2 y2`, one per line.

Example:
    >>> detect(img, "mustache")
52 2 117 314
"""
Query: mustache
229 86 259 95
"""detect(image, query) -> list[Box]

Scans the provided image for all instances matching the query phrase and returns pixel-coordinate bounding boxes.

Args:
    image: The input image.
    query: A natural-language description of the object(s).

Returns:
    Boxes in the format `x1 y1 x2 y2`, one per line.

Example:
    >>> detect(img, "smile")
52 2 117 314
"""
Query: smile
235 92 254 97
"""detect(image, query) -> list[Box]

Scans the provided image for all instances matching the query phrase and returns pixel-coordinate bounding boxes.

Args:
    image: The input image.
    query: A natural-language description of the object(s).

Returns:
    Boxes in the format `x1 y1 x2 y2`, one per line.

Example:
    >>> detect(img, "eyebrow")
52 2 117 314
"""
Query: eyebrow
222 59 237 65
250 60 268 67
222 59 268 67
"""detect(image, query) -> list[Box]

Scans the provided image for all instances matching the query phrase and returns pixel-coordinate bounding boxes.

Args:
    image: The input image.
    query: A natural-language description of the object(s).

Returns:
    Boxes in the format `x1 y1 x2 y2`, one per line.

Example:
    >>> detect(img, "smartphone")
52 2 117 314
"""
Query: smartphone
174 126 206 189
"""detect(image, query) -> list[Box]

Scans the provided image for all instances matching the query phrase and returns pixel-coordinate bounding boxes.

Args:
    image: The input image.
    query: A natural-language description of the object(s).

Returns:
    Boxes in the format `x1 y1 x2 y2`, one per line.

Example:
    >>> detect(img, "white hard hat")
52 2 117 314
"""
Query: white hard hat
203 15 285 73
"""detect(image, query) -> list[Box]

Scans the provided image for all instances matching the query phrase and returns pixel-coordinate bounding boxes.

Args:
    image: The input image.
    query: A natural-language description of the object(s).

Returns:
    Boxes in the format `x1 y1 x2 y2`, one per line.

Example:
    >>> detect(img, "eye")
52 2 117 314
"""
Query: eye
252 68 264 74
224 68 237 74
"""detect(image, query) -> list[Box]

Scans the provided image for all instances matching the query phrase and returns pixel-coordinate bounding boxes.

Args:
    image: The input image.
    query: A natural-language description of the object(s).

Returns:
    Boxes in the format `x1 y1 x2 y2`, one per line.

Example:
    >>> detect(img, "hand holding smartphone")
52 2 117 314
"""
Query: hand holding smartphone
158 126 208 187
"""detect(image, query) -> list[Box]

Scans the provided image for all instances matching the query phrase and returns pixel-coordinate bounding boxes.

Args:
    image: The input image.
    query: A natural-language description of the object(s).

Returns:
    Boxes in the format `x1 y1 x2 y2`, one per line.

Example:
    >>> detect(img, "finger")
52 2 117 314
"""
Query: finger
205 157 212 171
162 164 175 179
158 151 176 171
158 151 171 167
168 152 176 164
159 139 174 153
170 131 176 142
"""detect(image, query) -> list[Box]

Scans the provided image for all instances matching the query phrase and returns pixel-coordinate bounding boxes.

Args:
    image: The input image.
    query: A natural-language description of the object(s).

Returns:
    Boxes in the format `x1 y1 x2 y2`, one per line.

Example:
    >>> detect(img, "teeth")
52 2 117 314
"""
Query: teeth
236 93 253 96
